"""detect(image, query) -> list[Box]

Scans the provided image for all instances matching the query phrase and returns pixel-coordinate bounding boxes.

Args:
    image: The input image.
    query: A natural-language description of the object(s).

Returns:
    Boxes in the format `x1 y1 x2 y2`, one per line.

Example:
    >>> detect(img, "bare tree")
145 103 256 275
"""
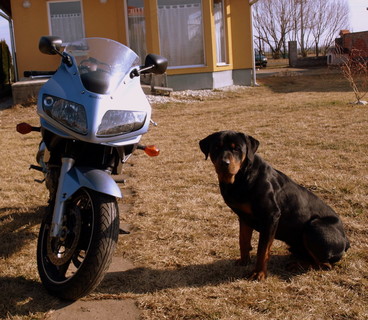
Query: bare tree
311 0 349 56
294 0 315 57
253 0 349 58
252 0 294 58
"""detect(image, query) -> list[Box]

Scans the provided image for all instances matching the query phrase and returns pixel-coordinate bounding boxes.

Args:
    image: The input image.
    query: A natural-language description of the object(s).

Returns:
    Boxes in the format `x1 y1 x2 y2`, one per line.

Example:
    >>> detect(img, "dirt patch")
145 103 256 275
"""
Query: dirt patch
45 256 140 319
47 298 139 320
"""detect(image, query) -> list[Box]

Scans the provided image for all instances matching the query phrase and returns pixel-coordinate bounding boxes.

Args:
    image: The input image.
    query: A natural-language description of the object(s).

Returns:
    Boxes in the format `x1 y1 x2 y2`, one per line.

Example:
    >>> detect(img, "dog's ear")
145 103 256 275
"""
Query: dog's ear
241 133 259 163
199 132 220 160
199 135 212 160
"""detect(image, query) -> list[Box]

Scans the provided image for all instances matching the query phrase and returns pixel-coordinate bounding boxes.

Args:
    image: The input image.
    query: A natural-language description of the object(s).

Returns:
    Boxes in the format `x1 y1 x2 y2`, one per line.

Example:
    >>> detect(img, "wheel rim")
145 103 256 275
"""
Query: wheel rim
40 189 94 284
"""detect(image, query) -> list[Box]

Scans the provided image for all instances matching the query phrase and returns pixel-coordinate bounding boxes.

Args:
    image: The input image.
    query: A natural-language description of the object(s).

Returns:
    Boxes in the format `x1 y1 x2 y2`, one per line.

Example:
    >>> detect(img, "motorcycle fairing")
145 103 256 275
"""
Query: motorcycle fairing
37 38 151 147
59 167 122 201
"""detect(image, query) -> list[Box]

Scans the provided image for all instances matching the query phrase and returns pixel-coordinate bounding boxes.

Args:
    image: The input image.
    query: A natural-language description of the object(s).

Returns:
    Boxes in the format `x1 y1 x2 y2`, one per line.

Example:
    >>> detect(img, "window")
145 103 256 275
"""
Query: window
158 0 205 67
126 0 147 62
48 1 85 44
214 0 227 65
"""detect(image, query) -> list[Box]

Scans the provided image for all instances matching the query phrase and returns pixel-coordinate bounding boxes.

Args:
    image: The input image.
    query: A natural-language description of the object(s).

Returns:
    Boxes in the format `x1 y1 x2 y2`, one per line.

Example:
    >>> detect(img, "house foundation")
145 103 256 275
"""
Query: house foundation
167 69 251 91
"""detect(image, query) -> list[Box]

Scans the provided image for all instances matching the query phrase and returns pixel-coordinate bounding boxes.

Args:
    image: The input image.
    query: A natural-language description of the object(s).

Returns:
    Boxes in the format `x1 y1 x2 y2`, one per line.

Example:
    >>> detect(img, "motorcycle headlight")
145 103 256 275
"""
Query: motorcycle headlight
42 95 88 135
97 110 146 137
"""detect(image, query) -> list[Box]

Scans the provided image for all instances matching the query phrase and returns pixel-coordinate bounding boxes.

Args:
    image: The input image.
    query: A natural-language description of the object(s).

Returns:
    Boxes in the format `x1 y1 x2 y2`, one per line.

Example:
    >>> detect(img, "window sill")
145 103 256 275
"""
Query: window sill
168 64 206 70
216 63 230 67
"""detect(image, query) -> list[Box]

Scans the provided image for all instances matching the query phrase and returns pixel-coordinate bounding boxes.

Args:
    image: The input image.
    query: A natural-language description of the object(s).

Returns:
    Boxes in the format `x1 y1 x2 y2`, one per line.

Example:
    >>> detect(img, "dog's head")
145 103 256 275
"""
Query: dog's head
199 131 259 184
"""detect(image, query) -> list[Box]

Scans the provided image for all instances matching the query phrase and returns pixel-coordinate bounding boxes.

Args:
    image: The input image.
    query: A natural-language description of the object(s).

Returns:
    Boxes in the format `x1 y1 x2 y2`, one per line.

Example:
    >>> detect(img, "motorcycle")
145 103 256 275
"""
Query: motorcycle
16 36 167 300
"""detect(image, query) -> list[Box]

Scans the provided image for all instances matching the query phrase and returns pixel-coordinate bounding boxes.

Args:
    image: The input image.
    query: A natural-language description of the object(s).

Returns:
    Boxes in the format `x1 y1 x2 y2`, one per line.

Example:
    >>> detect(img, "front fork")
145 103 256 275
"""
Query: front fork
32 135 159 238
50 157 75 238
17 124 127 239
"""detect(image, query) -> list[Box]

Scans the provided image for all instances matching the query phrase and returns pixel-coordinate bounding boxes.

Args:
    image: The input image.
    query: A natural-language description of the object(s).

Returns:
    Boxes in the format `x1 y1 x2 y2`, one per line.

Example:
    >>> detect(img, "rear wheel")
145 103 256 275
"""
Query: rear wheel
37 188 119 300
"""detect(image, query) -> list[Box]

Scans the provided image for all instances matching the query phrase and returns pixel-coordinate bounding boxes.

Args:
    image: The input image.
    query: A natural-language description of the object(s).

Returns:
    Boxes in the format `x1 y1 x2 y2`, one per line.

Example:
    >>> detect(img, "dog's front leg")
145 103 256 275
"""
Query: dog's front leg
236 218 253 266
249 213 280 281
249 233 274 280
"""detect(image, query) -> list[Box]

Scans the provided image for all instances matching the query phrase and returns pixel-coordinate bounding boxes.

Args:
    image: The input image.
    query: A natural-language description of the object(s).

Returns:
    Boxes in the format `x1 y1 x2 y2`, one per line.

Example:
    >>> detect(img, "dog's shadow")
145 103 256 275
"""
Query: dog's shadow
98 255 307 295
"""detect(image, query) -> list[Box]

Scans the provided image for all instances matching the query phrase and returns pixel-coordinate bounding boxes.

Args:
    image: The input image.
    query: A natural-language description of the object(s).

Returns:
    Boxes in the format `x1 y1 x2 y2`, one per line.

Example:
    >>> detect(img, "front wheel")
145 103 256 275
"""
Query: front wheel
37 188 119 300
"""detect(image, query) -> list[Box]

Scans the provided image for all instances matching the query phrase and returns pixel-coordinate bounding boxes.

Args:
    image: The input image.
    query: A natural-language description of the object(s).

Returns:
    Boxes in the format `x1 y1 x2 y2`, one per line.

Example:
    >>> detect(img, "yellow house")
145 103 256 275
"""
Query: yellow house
0 0 254 90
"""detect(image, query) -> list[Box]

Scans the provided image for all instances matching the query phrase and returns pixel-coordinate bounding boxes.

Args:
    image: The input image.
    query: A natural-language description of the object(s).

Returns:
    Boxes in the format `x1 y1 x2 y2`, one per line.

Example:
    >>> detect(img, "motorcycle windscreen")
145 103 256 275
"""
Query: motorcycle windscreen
64 38 140 94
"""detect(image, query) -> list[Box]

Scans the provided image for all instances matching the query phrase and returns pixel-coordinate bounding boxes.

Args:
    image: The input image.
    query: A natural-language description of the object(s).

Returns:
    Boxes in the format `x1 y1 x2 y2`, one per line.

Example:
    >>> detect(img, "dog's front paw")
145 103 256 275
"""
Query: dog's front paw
248 270 267 281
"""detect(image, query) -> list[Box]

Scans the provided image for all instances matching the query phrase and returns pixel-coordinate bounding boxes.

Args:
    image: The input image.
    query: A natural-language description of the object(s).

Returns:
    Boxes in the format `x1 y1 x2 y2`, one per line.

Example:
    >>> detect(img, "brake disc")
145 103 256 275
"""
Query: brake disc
46 206 82 266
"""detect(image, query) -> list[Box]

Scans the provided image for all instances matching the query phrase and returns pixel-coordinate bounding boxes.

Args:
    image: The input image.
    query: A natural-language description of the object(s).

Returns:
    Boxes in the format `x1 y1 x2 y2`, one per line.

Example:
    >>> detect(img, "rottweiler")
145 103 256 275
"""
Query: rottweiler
199 130 350 280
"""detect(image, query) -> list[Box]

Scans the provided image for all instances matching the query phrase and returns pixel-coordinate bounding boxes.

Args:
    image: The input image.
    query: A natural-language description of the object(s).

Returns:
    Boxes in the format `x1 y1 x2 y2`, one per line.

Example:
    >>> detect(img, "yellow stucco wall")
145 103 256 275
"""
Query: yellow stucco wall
11 0 128 78
83 1 124 41
11 0 252 80
230 0 253 70
11 0 58 77
144 0 160 54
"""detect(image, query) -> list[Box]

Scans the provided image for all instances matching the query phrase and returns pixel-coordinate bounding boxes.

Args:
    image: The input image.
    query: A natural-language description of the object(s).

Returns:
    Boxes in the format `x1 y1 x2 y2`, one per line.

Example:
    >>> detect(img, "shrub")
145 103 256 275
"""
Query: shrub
0 39 14 96
340 48 368 104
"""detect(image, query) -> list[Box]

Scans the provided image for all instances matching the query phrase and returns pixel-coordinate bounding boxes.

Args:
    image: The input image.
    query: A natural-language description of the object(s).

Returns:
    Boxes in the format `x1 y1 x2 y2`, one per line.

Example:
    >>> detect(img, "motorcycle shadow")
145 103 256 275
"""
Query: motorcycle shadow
0 275 70 317
0 206 46 258
98 254 306 295
0 206 66 317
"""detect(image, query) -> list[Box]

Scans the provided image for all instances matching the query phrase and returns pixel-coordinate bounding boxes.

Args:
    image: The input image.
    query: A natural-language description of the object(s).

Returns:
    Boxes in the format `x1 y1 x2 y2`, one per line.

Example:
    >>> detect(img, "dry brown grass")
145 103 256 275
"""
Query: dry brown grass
1 70 367 319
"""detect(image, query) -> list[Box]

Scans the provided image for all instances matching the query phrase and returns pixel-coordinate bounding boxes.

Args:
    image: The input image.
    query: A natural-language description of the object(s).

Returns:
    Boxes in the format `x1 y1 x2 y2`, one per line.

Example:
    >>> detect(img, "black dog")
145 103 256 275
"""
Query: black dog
199 130 350 280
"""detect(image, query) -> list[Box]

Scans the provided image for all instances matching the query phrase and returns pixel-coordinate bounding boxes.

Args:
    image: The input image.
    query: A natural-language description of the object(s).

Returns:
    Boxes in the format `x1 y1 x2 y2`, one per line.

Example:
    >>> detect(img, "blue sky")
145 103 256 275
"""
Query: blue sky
0 10 11 46
0 1 367 49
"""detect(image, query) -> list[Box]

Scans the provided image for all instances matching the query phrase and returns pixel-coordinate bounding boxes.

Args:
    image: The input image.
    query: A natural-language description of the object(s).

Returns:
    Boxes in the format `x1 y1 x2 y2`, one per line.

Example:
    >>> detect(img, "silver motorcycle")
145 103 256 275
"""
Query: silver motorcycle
17 36 167 300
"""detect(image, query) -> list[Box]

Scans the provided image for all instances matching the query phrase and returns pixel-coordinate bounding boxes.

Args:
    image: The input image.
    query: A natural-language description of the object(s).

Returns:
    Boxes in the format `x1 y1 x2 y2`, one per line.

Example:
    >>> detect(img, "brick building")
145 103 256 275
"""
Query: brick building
327 30 368 65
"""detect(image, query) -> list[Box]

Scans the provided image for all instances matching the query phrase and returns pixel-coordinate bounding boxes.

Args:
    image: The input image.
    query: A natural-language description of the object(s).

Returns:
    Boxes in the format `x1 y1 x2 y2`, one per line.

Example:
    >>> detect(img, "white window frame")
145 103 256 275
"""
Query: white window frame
47 0 85 44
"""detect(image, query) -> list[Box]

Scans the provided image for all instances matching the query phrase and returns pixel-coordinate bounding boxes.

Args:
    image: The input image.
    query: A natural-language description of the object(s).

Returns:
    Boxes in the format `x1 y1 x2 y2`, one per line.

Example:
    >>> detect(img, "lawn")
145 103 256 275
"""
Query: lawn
1 69 367 319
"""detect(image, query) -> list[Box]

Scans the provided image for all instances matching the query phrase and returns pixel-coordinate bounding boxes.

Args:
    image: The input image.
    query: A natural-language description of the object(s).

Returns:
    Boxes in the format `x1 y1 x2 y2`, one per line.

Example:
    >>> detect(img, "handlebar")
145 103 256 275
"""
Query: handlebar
24 70 56 79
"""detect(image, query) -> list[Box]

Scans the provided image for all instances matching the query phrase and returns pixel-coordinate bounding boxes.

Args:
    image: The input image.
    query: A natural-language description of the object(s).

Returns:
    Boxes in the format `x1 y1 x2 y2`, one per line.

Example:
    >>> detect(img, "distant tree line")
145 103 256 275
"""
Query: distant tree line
252 0 349 59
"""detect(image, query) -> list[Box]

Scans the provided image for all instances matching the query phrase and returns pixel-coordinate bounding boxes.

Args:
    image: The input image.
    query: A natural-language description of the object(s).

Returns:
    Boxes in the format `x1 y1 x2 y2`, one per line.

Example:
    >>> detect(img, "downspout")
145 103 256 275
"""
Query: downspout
249 0 259 86
0 11 18 82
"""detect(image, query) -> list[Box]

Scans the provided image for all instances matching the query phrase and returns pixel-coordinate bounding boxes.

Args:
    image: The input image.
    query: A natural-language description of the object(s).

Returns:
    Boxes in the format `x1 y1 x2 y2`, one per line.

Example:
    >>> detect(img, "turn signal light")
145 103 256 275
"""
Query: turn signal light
16 122 36 134
144 145 160 157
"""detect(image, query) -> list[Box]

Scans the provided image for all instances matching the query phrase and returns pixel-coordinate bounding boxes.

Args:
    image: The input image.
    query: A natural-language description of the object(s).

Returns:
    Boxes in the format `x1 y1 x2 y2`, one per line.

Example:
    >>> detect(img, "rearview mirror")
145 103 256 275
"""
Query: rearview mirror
143 54 168 75
39 36 63 55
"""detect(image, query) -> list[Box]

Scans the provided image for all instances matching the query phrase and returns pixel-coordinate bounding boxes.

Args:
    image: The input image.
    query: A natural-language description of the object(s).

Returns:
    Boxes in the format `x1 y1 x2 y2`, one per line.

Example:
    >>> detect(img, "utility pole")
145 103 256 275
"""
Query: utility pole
249 0 259 86
300 0 305 57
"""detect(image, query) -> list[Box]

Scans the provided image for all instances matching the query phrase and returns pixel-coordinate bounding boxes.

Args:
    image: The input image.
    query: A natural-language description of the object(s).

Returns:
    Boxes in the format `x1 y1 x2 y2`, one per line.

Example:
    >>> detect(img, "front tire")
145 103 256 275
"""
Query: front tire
37 188 119 300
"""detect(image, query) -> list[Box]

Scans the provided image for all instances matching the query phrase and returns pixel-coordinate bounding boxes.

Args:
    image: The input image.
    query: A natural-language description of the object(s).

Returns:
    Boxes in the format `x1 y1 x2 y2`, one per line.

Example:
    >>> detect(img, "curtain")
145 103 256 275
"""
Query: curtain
127 6 147 62
50 13 84 43
158 3 205 67
48 1 84 44
214 0 227 64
